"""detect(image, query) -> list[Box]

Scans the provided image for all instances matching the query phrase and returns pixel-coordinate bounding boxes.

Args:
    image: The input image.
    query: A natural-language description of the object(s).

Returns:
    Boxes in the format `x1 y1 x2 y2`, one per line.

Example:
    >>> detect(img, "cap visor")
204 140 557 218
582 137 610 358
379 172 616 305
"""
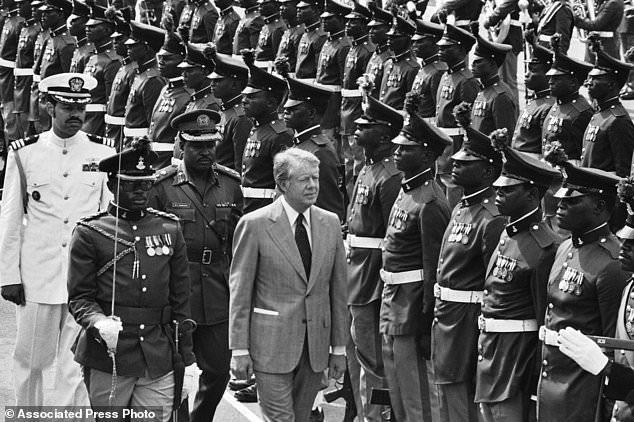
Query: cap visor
242 86 264 94
86 18 102 26
320 11 334 17
117 174 156 181
124 38 139 45
207 71 225 79
177 61 197 69
296 1 311 7
617 224 634 240
588 68 609 77
437 38 457 46
283 98 305 108
553 187 586 198
546 68 568 76
492 175 525 187
391 134 419 145
451 149 482 161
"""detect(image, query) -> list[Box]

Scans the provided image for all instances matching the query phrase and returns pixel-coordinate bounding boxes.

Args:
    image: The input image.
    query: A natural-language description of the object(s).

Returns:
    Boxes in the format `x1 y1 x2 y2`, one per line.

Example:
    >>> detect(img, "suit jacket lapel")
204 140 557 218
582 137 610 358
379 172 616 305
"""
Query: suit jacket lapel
266 200 308 282
307 207 326 289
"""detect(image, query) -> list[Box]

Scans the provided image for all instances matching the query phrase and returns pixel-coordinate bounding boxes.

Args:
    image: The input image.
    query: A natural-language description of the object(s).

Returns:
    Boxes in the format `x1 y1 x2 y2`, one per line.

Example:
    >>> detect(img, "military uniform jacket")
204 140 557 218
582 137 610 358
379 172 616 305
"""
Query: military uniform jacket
28 29 49 122
293 125 344 220
511 89 554 155
340 35 375 135
148 77 192 144
255 14 287 62
14 20 39 113
39 24 75 79
580 97 634 177
216 95 252 171
440 0 483 25
214 6 240 54
612 278 634 412
232 7 264 55
125 59 166 130
432 187 506 383
435 62 480 129
0 130 113 304
83 42 122 136
381 170 451 336
148 162 243 325
69 38 95 73
537 224 627 421
106 57 137 121
67 204 195 378
295 21 327 79
347 152 402 305
0 12 24 103
364 45 391 100
542 92 593 161
241 116 293 213
536 0 574 53
471 75 517 137
184 84 221 113
409 54 447 118
378 51 420 110
276 24 304 71
315 31 350 86
178 0 219 44
576 0 624 58
476 211 560 403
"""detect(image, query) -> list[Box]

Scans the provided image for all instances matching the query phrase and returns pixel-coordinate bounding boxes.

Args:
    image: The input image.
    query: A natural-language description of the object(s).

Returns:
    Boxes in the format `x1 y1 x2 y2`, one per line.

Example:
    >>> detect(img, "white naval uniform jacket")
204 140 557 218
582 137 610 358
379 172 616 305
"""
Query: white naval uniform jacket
0 130 113 304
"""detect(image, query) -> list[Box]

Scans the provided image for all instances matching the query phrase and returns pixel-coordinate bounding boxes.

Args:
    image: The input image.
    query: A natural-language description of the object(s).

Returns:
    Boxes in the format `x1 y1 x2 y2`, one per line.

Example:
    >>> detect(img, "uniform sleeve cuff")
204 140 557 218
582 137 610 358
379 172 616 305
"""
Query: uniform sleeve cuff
232 349 250 357
330 346 346 356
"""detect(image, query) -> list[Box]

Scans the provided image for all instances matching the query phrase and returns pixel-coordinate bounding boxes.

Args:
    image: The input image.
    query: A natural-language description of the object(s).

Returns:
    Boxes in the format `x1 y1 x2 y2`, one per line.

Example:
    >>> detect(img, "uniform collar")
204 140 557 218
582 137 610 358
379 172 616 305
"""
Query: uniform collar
121 56 132 65
50 24 68 37
108 202 147 221
402 168 433 192
460 186 493 208
95 40 113 53
420 53 440 67
221 94 243 110
375 42 389 54
254 112 277 127
505 207 540 236
447 60 466 74
534 88 550 99
25 18 36 26
556 91 579 105
328 29 345 41
352 34 369 46
480 74 500 88
48 129 83 147
137 58 157 73
305 21 320 32
392 50 410 62
245 5 258 14
7 9 19 17
293 124 321 144
572 222 610 248
168 77 185 89
191 84 212 100
264 13 281 23
172 160 218 186
596 96 621 112
76 37 88 47
220 6 234 16
365 148 393 165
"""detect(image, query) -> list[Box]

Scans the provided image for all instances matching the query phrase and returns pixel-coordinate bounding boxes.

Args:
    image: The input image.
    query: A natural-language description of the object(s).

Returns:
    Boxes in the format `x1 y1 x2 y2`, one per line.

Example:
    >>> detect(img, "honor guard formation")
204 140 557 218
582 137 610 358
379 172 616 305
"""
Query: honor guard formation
4 0 634 421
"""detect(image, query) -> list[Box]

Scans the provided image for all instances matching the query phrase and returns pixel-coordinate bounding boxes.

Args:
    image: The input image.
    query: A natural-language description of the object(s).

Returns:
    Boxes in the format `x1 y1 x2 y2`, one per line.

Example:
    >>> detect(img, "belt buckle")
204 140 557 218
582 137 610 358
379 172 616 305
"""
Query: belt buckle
538 326 546 341
202 248 212 265
478 315 485 331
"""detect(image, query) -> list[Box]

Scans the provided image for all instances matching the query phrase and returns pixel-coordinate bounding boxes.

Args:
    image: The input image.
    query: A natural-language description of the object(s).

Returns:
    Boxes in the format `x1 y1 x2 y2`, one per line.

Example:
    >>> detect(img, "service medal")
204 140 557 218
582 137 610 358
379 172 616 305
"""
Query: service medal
461 235 469 245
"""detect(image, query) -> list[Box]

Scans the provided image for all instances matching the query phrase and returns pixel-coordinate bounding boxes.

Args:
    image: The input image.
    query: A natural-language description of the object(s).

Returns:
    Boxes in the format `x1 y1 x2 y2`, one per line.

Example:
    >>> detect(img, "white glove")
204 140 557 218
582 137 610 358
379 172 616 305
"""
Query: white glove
95 316 123 352
182 364 199 401
558 327 609 375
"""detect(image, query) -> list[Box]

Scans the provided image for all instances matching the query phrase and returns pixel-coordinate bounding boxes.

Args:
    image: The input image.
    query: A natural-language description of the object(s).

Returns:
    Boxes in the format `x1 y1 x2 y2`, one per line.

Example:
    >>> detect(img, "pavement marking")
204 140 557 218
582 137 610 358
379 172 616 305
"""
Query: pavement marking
223 391 263 422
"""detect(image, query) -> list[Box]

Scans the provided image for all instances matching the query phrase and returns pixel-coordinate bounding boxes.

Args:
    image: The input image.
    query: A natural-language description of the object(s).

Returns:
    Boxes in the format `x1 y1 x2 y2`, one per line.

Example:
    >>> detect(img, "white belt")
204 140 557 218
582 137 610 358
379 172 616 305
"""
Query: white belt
241 187 277 199
152 142 175 151
538 34 552 42
478 315 538 333
510 19 521 26
123 127 149 137
254 60 272 70
438 127 462 136
434 283 483 304
296 78 315 84
0 58 16 68
454 19 473 26
347 234 383 249
380 269 424 285
33 74 40 82
105 114 125 125
14 67 33 76
341 88 361 98
539 326 560 346
317 83 341 92
85 104 107 112
424 117 435 124
596 31 613 37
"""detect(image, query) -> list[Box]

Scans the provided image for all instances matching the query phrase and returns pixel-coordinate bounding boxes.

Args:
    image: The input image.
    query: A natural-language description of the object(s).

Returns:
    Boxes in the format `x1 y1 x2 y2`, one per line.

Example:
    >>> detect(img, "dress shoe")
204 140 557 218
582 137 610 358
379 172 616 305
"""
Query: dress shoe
229 377 256 391
234 384 258 402
309 408 325 422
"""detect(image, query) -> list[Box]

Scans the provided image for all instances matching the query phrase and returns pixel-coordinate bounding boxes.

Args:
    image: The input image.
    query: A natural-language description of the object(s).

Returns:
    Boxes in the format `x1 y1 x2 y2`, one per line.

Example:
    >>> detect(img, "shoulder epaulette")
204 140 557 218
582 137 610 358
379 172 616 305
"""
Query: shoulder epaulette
147 208 180 221
87 133 116 148
379 157 401 177
105 49 120 61
214 163 241 182
458 68 474 79
234 105 246 117
529 222 559 249
61 33 75 43
597 235 620 260
406 57 419 68
481 197 500 216
493 83 507 95
572 97 592 113
9 135 39 150
78 210 108 222
270 119 288 134
609 104 628 117
155 165 178 183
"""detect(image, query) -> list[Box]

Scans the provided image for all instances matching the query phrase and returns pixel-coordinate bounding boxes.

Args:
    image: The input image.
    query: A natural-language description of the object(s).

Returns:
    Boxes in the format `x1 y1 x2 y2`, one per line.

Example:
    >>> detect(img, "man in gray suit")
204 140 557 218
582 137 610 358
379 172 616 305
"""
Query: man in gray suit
229 148 349 422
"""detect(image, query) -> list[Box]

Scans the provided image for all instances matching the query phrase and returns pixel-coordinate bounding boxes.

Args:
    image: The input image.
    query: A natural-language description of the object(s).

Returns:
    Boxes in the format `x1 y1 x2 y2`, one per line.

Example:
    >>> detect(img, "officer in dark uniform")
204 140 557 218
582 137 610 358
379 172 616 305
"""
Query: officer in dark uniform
179 43 220 113
177 0 218 44
378 14 419 110
536 162 628 422
123 21 166 143
283 75 344 220
346 94 403 422
253 0 286 71
580 40 634 177
149 109 243 422
574 0 624 61
511 43 555 158
275 0 303 71
231 0 263 56
67 139 195 421
381 109 451 422
83 4 121 136
364 2 392 100
292 0 326 79
13 0 38 137
68 0 93 73
212 0 239 55
408 19 446 119
532 0 573 54
475 141 561 421
27 0 48 134
470 35 517 136
239 57 293 213
431 125 506 422
432 0 483 30
0 0 24 140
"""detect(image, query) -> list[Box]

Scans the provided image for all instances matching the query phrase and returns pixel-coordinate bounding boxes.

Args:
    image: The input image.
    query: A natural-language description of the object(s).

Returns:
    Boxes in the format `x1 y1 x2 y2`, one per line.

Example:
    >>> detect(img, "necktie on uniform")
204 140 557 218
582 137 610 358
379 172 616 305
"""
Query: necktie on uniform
295 213 311 278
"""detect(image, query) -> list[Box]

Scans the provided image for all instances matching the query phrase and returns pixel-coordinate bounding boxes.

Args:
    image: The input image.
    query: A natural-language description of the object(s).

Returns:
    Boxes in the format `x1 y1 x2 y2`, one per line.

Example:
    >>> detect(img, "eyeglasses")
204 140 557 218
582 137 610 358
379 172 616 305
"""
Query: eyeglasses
119 180 154 192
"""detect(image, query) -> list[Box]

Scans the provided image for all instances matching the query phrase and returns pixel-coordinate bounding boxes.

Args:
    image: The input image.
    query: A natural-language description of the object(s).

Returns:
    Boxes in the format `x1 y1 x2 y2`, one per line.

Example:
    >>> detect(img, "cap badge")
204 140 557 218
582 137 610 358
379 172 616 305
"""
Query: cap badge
136 156 146 170
69 77 84 92
197 114 211 128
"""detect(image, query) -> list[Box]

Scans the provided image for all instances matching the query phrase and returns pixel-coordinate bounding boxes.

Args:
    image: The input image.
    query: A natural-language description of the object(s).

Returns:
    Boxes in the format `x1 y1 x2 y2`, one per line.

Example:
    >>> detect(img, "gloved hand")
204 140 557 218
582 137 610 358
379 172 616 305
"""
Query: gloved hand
558 327 608 375
1 284 25 306
95 316 123 352
182 364 199 401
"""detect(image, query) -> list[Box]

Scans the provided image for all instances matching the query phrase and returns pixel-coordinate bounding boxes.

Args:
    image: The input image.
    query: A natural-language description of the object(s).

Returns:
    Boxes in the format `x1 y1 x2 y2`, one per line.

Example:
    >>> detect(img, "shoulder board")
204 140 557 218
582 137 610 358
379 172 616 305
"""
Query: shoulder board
311 133 330 146
457 68 474 79
234 105 246 117
572 97 592 113
270 119 288 134
379 157 401 177
147 208 180 221
529 222 559 249
481 197 500 216
418 182 438 204
214 163 241 182
597 235 620 260
154 165 178 183
610 104 628 117
78 210 108 222
9 135 39 150
406 57 419 68
86 133 116 148
493 83 507 94
433 61 447 71
61 33 75 43
105 50 120 61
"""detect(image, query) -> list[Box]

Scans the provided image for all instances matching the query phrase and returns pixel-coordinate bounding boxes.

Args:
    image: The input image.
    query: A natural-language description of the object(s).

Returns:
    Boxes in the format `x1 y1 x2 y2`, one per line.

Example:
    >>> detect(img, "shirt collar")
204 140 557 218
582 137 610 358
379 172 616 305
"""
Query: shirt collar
50 24 68 37
402 168 433 192
534 88 551 99
572 222 611 248
448 60 466 74
392 50 410 62
557 91 579 105
375 43 389 54
95 40 113 53
172 160 219 186
293 124 321 144
480 74 500 88
460 186 492 208
168 77 185 89
76 37 88 47
596 96 621 112
221 94 243 110
305 21 320 32
505 207 540 236
192 84 212 100
48 129 83 148
352 34 369 46
280 196 311 230
137 58 157 73
264 13 281 23
328 30 345 41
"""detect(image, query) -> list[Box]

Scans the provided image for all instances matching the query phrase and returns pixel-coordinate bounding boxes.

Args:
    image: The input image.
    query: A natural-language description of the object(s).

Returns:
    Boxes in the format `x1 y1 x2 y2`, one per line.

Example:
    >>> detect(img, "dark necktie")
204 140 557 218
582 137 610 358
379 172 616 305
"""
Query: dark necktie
295 213 311 278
